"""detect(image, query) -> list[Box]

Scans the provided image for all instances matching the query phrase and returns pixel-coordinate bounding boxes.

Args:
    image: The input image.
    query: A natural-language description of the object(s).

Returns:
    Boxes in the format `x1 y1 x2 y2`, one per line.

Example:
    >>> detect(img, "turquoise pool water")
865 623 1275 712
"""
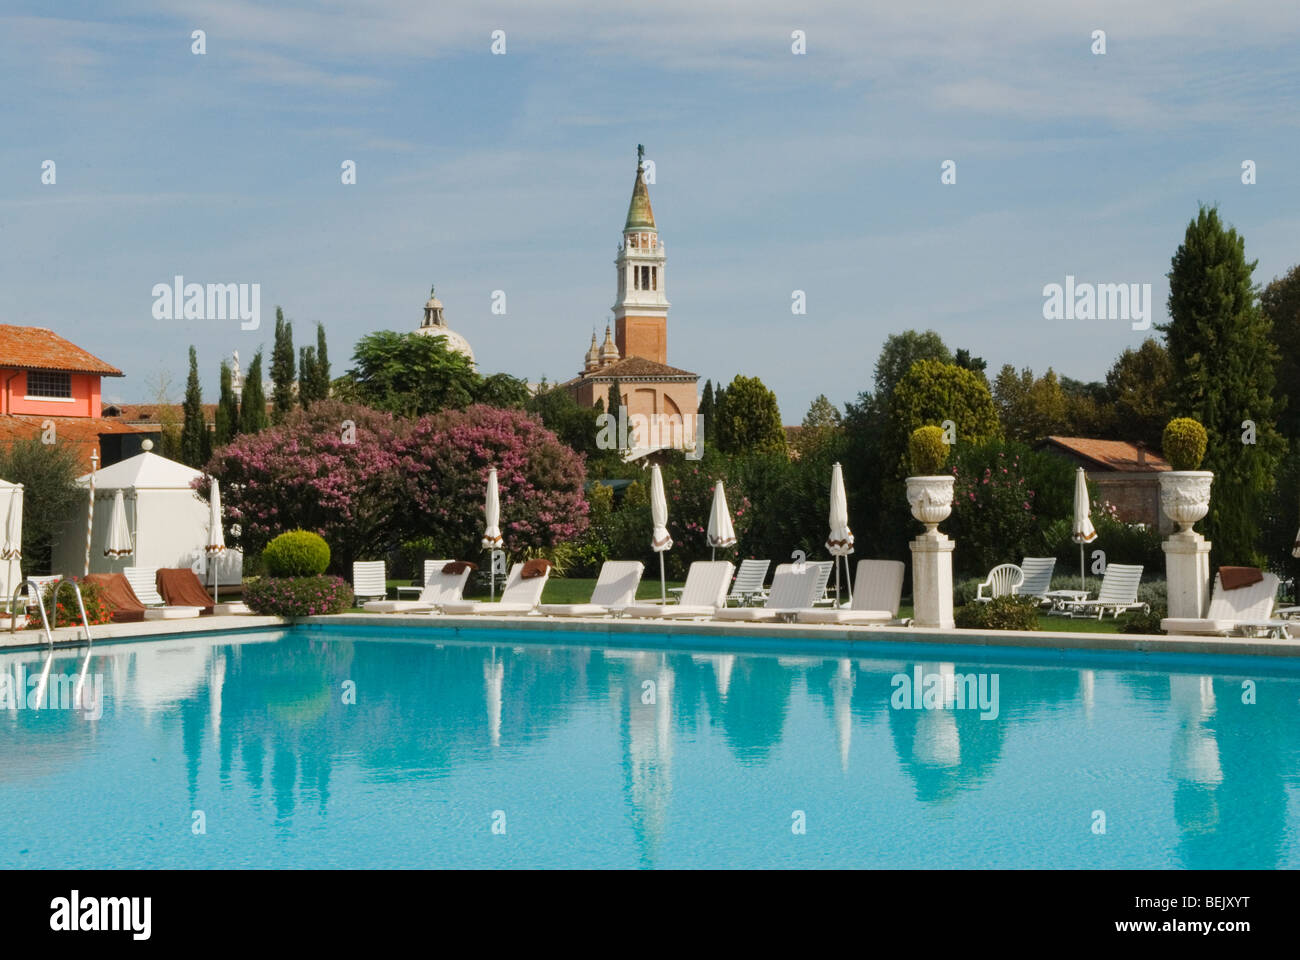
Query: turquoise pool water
2 626 1299 869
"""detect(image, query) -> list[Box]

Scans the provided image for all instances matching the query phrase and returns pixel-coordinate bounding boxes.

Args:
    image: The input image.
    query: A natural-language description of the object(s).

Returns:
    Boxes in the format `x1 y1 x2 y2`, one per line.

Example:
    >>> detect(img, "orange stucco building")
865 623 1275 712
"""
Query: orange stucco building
564 147 699 453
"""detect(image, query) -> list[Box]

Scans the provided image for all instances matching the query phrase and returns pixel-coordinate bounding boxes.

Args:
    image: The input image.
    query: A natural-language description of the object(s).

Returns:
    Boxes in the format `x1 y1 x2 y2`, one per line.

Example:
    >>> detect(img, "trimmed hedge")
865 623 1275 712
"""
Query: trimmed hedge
245 576 353 617
954 595 1041 631
262 530 331 577
1162 417 1208 471
908 425 949 476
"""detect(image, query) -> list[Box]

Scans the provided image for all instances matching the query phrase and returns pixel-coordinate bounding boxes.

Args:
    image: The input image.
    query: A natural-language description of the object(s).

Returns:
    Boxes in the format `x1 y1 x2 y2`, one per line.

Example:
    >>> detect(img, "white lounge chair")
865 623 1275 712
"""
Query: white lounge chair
441 562 551 616
1162 573 1281 636
795 559 906 625
1065 563 1146 619
123 566 201 620
537 561 645 616
725 559 771 606
362 560 471 613
808 559 836 605
975 563 1023 603
1018 557 1057 603
624 561 734 619
351 561 387 602
714 563 823 621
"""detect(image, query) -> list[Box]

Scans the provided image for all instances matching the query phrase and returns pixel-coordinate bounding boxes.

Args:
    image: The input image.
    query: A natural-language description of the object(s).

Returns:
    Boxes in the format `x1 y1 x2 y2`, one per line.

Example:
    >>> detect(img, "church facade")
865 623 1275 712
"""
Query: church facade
563 147 699 454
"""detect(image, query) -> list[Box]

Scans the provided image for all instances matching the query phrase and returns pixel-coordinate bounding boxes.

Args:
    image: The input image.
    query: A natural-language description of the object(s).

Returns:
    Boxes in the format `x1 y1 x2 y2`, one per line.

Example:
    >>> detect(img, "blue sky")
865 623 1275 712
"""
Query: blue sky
2 1 1298 420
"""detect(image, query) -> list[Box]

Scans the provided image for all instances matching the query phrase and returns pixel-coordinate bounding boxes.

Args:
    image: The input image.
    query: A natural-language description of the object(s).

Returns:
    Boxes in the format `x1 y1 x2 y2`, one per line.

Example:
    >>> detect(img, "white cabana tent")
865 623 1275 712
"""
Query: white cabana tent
0 477 23 607
52 446 242 586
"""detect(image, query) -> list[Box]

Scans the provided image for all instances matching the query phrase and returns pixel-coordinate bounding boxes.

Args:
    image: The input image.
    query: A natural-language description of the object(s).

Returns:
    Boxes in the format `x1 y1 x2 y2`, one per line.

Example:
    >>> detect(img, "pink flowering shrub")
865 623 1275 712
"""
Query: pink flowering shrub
397 404 589 561
949 443 1047 575
245 576 354 617
205 402 588 571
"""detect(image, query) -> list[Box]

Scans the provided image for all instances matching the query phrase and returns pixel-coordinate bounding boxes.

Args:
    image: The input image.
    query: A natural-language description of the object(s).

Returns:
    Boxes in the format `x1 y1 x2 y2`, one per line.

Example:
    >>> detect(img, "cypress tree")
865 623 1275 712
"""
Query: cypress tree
699 380 714 444
298 345 317 410
214 361 237 446
239 349 269 435
179 346 207 468
1161 205 1286 564
313 323 331 402
270 307 296 423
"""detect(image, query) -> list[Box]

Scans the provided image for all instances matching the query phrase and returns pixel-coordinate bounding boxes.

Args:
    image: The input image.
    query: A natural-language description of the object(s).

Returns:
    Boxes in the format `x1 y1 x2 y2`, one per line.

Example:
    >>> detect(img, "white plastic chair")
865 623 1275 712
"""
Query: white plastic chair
726 559 771 606
976 563 1024 603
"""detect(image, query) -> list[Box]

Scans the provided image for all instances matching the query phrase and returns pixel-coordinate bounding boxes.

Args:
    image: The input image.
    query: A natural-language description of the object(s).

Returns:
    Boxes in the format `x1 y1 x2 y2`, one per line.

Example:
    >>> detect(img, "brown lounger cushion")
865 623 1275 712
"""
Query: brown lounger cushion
83 573 147 623
1219 566 1264 591
442 561 478 575
520 558 552 579
157 568 215 614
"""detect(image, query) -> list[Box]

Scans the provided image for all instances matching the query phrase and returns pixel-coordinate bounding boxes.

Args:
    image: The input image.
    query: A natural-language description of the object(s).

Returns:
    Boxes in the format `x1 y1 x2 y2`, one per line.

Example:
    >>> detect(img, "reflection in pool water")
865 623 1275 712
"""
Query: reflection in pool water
1 629 1298 869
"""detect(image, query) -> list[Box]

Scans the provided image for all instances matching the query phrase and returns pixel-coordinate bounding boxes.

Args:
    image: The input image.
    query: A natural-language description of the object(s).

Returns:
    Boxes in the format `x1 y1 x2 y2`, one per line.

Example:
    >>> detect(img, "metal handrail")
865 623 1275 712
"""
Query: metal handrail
9 576 93 649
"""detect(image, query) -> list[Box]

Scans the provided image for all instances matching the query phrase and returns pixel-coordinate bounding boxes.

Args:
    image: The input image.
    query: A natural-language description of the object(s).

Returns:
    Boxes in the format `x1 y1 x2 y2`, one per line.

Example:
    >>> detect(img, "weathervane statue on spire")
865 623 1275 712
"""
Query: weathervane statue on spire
637 143 644 168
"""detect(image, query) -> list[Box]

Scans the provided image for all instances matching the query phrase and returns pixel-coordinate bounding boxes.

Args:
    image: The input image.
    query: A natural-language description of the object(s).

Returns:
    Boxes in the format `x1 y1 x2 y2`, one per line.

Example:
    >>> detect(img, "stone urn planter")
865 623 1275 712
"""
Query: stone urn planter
906 475 955 534
1158 471 1213 535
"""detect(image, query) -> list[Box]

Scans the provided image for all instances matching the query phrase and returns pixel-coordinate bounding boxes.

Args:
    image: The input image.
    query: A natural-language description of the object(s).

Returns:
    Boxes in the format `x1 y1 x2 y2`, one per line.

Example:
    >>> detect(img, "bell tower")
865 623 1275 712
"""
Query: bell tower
612 145 669 364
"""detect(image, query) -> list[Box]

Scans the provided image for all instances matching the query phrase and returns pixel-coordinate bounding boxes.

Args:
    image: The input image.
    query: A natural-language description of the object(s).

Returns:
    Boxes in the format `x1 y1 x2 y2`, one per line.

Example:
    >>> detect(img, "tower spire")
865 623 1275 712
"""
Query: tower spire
625 145 655 231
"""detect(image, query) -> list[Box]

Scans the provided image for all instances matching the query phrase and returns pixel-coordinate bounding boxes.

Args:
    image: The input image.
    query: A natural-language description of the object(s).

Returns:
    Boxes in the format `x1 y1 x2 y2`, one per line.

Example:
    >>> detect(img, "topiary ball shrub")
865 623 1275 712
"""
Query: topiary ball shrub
908 425 949 476
954 595 1040 631
261 530 331 577
1162 418 1208 471
245 576 354 617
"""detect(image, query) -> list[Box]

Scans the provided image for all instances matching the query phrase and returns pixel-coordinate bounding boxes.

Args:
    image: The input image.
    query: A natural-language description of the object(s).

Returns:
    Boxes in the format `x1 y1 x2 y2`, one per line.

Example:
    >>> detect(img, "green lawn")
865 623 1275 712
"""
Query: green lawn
358 577 1126 631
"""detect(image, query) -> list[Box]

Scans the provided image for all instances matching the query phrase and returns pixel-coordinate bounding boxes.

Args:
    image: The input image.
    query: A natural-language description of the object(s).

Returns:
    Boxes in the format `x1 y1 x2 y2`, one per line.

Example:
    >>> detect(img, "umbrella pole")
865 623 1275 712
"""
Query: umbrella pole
835 559 841 606
845 557 853 603
659 552 666 604
1080 543 1085 593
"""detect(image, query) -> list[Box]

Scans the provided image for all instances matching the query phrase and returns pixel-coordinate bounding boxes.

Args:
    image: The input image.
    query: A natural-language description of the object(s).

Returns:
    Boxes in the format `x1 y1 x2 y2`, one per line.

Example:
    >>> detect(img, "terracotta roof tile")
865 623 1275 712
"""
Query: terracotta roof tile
576 356 697 380
0 325 123 376
1042 436 1170 472
0 415 156 463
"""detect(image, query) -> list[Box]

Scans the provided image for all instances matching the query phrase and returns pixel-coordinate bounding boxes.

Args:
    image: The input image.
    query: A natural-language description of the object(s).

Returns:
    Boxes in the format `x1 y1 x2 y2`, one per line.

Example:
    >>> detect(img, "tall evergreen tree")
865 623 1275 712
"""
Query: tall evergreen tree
179 346 209 468
715 374 786 455
1260 264 1300 438
699 380 715 444
270 306 296 423
1160 205 1286 564
313 322 331 402
239 349 269 435
214 360 238 446
607 380 625 450
298 345 318 410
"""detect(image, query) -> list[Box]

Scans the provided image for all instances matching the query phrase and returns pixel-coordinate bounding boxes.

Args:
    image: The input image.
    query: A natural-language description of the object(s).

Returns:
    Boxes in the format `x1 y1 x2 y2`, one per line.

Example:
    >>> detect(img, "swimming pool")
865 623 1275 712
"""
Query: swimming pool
2 625 1299 869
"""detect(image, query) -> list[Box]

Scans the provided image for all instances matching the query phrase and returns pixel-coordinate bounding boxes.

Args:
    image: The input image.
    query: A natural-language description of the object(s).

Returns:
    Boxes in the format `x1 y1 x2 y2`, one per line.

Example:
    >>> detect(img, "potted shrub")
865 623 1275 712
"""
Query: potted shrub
905 425 955 533
1158 418 1212 535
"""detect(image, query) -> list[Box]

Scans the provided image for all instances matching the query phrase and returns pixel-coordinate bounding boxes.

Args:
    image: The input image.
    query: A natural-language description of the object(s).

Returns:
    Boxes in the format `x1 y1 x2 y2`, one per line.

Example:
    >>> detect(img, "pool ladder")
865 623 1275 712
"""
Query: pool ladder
9 577 94 649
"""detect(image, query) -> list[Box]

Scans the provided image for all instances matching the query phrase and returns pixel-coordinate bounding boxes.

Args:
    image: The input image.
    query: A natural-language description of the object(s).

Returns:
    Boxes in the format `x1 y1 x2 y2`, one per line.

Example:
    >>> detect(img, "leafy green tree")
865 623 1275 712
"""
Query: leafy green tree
1160 205 1286 564
298 345 318 410
1260 264 1300 438
1104 338 1173 449
239 349 269 435
794 393 843 458
716 374 786 455
179 346 210 468
270 307 296 423
215 360 240 446
872 330 953 409
954 348 987 377
887 359 1000 473
476 373 531 408
992 365 1067 445
0 436 83 574
346 331 479 417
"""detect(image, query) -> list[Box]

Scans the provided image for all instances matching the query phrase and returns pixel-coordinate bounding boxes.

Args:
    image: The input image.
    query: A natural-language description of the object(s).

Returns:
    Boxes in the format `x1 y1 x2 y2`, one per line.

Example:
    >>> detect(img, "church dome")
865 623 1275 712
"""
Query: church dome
415 284 475 365
584 332 600 372
598 325 620 365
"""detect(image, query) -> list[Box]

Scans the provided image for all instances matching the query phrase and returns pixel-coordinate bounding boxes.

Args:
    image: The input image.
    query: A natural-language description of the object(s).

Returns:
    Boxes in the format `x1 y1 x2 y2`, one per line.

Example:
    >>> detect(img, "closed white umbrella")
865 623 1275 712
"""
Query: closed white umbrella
1292 522 1300 559
826 462 854 604
205 480 225 603
706 481 736 560
2 485 21 618
649 464 672 602
1072 467 1098 591
104 489 134 560
482 467 503 600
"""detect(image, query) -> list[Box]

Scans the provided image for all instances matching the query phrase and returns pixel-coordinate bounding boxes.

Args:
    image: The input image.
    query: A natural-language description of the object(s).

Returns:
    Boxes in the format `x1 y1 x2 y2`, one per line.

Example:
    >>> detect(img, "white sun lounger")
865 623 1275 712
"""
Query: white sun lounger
1161 573 1280 636
124 566 202 620
351 561 387 602
1018 557 1057 604
725 559 771 606
623 561 734 619
537 560 644 616
362 560 471 613
794 559 906 625
441 563 551 616
714 563 823 621
1065 563 1146 619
